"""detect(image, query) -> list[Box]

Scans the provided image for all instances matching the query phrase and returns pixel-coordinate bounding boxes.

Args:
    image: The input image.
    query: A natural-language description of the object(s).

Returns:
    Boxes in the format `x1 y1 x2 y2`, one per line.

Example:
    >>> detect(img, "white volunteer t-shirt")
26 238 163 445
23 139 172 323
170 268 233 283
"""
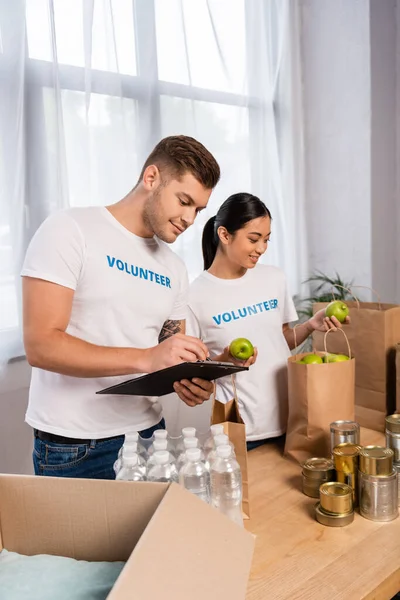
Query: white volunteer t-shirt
188 265 298 441
22 206 189 438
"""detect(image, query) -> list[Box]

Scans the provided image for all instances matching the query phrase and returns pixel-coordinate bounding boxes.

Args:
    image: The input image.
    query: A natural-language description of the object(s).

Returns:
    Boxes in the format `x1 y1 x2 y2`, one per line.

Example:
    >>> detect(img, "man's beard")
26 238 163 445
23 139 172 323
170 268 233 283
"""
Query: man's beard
142 188 171 242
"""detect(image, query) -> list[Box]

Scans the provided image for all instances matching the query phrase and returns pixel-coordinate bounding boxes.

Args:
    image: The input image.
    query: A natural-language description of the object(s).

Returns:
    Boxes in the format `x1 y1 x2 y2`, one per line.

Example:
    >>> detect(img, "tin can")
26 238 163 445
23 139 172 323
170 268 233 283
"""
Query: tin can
330 421 360 454
359 470 398 522
319 482 353 514
385 414 400 464
359 445 393 476
394 464 400 508
302 457 335 498
333 443 361 506
315 482 354 527
315 503 354 527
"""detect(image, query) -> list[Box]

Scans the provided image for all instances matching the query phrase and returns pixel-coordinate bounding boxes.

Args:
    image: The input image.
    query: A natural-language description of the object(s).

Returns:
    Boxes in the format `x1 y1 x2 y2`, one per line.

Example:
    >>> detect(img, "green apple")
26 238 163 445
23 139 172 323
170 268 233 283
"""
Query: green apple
323 353 350 363
229 337 254 361
322 353 335 363
325 300 349 323
300 353 323 365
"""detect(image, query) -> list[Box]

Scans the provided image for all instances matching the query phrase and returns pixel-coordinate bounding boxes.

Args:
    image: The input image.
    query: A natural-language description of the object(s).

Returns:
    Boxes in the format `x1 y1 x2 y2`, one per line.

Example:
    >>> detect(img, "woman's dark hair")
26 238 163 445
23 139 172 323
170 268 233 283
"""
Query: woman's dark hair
202 192 272 270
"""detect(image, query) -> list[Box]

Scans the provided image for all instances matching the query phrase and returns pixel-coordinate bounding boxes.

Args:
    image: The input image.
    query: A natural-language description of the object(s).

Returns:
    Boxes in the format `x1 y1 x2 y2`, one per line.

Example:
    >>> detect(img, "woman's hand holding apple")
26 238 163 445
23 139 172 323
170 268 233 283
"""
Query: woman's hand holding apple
214 344 258 367
308 307 350 333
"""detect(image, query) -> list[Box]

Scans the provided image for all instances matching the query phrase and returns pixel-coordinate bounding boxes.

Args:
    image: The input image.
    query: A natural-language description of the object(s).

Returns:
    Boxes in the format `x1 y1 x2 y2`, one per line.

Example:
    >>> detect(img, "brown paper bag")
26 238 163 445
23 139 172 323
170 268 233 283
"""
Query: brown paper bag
313 297 400 431
284 329 355 464
211 376 250 519
396 343 400 414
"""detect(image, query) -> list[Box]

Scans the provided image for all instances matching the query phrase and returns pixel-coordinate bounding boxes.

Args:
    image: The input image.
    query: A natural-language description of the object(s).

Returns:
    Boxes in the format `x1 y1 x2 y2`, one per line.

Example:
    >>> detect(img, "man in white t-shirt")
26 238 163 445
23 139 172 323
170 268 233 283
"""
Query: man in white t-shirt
22 135 220 479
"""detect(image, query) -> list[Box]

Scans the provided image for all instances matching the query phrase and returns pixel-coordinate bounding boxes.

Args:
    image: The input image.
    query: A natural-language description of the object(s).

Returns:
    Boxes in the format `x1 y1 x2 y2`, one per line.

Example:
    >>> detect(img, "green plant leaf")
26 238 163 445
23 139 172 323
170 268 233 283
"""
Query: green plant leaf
294 270 357 319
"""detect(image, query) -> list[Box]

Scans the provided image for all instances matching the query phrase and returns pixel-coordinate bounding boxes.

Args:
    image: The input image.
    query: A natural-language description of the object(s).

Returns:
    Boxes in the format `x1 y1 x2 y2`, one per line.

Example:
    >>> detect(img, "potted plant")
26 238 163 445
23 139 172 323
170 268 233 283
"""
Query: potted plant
293 271 354 352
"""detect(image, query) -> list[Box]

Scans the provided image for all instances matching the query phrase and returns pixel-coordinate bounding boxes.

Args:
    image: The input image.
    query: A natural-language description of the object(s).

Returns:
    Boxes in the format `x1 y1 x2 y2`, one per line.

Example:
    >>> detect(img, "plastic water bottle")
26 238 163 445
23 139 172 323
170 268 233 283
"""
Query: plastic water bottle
177 437 203 472
118 432 138 459
207 434 235 470
116 454 146 481
147 451 179 483
203 424 225 456
118 432 146 459
175 427 197 455
125 431 146 454
114 443 146 475
146 440 176 470
179 448 210 503
148 430 175 456
124 431 139 444
182 426 196 438
210 445 243 527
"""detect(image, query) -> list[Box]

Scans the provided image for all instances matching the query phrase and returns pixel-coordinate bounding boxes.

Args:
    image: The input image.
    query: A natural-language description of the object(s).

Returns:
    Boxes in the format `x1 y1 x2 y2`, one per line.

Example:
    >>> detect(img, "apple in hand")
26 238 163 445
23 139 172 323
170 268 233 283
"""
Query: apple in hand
323 353 350 363
229 338 254 361
325 301 349 324
298 353 323 365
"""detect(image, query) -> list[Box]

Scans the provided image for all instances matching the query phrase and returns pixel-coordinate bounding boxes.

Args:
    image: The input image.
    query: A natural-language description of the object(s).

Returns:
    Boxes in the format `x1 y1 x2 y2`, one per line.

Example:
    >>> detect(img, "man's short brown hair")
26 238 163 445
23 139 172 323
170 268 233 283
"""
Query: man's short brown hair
138 135 220 189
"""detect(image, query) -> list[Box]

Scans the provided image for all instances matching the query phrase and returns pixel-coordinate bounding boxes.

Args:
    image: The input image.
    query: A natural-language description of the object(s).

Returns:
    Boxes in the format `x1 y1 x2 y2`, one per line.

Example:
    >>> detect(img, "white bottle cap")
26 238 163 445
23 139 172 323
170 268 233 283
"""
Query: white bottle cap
122 444 137 457
216 445 232 459
124 454 139 466
124 431 139 443
183 437 198 449
186 448 202 462
154 430 168 440
210 424 224 436
214 434 229 447
154 450 169 465
123 441 138 451
182 427 196 438
153 440 168 451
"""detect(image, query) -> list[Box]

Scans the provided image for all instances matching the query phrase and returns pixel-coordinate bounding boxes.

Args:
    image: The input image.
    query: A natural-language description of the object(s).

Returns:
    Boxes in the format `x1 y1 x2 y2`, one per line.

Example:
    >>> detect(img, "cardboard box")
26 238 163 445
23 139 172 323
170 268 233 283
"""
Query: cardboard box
0 474 254 599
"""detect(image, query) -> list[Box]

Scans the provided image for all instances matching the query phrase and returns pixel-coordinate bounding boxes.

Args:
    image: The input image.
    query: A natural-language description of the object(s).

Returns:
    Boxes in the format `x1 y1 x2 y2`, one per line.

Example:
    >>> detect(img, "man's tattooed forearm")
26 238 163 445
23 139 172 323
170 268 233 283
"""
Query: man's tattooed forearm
158 320 182 343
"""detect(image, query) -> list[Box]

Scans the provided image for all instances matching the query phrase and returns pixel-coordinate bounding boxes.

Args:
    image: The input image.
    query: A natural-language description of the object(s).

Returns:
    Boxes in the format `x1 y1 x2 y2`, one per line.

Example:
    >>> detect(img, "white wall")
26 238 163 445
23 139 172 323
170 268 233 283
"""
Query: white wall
302 0 399 302
301 0 372 292
370 0 397 302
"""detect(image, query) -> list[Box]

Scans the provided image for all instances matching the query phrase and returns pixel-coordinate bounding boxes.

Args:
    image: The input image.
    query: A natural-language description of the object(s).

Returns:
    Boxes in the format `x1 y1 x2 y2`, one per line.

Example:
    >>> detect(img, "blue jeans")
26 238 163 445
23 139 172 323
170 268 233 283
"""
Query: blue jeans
246 434 286 452
33 419 165 480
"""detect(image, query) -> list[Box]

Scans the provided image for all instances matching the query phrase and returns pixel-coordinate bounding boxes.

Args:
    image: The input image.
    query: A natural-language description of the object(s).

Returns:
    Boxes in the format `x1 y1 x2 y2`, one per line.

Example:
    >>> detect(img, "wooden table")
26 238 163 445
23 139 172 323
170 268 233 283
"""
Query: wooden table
245 429 400 600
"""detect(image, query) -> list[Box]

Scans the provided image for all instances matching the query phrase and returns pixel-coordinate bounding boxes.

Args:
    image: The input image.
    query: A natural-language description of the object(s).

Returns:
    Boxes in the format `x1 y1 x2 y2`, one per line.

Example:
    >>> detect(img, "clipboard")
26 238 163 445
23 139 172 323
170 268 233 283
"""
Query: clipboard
96 360 249 397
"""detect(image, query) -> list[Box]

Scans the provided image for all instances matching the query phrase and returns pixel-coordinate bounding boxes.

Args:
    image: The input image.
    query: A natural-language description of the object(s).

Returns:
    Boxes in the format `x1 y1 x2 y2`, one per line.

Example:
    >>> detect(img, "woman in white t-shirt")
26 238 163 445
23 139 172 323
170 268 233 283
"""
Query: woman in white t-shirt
188 193 348 451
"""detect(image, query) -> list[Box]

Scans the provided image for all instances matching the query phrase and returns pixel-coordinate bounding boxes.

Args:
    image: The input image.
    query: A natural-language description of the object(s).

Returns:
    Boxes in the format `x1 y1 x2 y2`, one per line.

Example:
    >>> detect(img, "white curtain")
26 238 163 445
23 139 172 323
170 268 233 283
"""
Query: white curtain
0 0 307 366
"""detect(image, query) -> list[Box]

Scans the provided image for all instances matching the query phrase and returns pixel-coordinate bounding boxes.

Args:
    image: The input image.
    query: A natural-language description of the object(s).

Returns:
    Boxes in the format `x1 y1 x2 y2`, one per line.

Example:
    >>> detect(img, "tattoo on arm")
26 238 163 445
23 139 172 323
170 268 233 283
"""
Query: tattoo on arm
158 320 183 343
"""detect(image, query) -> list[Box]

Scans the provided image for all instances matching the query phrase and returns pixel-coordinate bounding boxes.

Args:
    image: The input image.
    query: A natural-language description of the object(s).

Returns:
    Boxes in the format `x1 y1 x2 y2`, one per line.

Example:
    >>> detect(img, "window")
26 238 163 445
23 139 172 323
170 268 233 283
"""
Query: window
26 0 137 75
0 0 283 359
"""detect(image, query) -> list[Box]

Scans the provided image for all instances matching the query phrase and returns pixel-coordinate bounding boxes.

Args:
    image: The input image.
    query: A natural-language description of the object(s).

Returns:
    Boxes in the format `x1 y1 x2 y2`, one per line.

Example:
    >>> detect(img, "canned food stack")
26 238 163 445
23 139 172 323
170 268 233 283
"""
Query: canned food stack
302 458 335 498
300 418 399 526
358 445 398 522
332 443 361 507
315 482 354 527
385 414 400 508
330 420 360 454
